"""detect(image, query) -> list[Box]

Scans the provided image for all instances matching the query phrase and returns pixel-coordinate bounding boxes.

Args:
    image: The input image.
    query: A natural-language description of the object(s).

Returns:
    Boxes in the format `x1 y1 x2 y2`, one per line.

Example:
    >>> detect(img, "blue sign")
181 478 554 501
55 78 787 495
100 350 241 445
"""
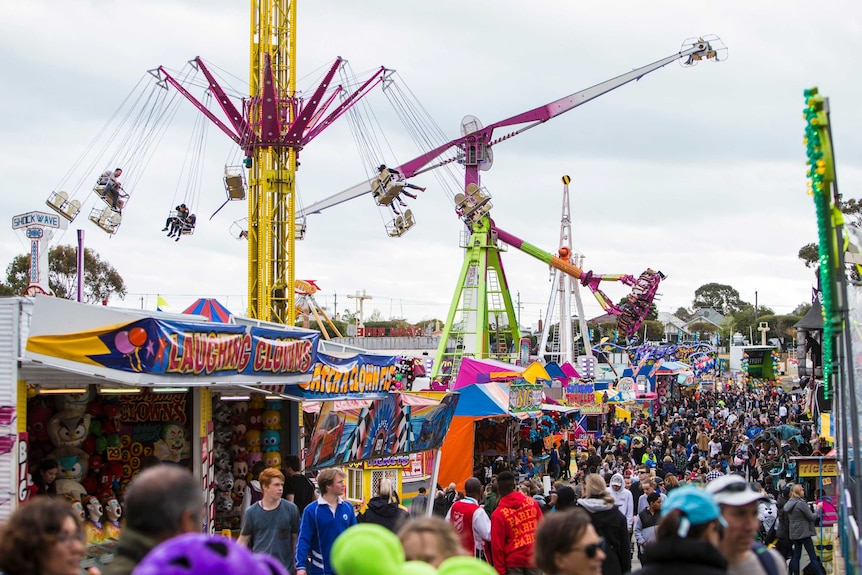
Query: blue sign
26 228 43 239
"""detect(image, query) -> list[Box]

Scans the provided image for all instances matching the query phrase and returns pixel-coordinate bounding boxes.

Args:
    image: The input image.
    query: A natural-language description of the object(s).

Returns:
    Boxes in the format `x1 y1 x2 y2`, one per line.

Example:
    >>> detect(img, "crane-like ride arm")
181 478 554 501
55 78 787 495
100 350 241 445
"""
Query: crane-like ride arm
299 36 721 218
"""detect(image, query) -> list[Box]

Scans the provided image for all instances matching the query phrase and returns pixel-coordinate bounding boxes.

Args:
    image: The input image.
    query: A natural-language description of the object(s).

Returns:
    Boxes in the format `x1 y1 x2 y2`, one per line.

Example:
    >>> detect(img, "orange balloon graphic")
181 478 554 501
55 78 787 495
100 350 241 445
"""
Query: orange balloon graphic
128 327 147 347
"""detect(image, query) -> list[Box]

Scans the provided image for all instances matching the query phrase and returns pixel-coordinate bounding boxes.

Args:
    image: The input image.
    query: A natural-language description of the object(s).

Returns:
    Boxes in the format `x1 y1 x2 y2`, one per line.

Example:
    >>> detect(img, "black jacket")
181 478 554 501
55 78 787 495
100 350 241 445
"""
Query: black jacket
577 498 631 575
358 496 408 533
632 538 727 575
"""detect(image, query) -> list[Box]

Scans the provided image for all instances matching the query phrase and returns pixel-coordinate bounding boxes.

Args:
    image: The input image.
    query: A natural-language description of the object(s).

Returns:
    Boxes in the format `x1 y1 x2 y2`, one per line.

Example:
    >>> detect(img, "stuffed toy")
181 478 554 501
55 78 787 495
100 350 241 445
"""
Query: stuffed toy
54 390 92 417
27 401 54 443
247 451 263 466
213 425 233 445
263 451 281 469
47 412 91 449
213 402 232 425
262 409 281 430
213 444 232 472
232 460 249 480
246 429 262 452
261 430 280 453
215 470 234 493
51 449 89 500
230 401 249 418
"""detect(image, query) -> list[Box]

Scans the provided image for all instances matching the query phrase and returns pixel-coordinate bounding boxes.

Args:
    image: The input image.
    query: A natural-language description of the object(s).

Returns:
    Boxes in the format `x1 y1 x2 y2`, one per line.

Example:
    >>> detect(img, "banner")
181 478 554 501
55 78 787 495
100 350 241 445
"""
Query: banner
292 353 399 399
509 382 542 413
304 392 459 469
26 318 319 377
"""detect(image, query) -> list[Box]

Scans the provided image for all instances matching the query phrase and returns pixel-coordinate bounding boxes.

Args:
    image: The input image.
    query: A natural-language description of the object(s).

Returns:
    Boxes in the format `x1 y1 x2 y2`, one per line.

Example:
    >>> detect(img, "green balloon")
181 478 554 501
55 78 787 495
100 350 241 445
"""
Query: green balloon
439 556 497 575
331 524 404 575
401 561 438 575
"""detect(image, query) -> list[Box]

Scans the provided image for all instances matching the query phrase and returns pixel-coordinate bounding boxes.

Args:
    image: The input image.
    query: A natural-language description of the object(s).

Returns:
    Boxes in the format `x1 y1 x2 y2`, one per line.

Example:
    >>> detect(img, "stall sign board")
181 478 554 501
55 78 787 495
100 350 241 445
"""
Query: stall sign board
797 460 837 477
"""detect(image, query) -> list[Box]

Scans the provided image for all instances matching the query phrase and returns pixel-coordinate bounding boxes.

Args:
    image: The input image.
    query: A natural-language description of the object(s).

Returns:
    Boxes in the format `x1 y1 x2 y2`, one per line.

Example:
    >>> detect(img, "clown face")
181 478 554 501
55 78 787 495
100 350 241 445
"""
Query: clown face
163 424 186 450
84 496 103 522
103 497 122 522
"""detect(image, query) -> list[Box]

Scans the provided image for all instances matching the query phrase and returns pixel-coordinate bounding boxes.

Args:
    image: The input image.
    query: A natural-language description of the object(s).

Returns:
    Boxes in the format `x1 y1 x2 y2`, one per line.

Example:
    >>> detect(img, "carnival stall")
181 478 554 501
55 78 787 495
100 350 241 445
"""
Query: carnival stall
437 358 547 488
300 391 459 506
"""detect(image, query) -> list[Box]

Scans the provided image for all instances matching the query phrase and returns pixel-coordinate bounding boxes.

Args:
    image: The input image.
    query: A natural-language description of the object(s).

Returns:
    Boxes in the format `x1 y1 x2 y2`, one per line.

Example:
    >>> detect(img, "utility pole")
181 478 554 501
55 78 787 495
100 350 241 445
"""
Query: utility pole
347 290 372 328
517 291 522 330
333 293 337 320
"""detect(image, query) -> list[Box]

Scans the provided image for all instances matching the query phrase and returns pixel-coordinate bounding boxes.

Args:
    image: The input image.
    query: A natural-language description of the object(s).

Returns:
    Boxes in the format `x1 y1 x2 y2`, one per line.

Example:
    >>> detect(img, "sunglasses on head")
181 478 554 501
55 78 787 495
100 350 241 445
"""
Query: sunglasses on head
714 481 761 494
571 538 606 559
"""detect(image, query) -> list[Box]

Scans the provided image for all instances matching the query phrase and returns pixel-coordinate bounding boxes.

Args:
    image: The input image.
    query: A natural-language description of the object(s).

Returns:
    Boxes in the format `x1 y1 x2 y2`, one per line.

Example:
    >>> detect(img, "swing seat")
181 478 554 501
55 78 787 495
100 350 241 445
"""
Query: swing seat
223 167 247 200
370 172 404 206
46 192 81 221
387 209 415 237
94 185 127 211
89 206 122 234
295 216 307 241
460 183 492 223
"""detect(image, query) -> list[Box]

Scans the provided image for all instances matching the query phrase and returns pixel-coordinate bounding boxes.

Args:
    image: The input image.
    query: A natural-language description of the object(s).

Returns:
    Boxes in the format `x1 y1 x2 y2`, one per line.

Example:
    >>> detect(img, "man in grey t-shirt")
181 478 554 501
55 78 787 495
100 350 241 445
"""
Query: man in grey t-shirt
239 467 300 571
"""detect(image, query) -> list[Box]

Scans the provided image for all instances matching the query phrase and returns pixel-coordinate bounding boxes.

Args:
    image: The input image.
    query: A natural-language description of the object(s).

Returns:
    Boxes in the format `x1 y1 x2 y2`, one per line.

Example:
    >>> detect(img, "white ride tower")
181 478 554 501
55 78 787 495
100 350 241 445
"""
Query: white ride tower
538 176 594 365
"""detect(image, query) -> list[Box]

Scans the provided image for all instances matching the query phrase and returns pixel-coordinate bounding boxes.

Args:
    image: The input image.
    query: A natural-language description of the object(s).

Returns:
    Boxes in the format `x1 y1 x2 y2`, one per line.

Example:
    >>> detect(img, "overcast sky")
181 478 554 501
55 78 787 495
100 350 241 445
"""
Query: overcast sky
2 1 860 328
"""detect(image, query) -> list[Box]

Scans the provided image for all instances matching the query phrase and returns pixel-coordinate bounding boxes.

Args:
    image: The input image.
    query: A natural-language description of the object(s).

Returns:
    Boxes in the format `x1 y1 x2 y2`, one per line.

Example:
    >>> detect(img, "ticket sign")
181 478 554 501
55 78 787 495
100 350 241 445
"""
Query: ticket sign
797 460 837 477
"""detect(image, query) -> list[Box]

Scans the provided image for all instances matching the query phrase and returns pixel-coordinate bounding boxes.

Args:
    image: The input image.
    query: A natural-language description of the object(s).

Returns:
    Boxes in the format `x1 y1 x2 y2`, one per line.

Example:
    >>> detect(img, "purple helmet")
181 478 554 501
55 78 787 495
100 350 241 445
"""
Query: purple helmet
131 533 287 575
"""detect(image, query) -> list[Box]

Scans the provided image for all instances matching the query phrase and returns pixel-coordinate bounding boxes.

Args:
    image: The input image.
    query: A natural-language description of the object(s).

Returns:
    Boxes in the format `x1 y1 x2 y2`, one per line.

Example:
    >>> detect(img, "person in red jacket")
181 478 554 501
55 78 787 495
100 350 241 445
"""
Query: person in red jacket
490 471 542 575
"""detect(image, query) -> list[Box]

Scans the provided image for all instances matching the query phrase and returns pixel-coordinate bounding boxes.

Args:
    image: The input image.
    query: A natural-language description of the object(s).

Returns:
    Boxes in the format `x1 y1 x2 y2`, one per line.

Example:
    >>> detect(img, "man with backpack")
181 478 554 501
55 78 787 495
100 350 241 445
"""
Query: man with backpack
283 455 316 514
707 475 787 575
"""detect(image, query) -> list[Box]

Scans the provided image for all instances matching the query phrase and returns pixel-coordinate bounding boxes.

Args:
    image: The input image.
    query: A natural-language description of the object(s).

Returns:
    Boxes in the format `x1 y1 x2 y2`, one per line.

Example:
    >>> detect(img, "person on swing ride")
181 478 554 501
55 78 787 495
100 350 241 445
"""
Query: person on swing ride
162 204 188 235
97 168 125 211
376 164 425 211
172 213 196 242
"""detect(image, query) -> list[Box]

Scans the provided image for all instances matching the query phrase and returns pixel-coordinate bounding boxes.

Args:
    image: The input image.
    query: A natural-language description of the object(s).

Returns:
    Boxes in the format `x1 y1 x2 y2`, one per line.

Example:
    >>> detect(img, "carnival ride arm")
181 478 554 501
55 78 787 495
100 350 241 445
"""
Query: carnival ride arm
297 37 723 221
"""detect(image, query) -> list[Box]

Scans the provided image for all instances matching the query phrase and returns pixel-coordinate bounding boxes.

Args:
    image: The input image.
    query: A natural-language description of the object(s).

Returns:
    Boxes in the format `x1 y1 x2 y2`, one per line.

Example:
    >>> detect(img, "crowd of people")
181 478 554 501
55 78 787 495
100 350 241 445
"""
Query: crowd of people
0 385 836 575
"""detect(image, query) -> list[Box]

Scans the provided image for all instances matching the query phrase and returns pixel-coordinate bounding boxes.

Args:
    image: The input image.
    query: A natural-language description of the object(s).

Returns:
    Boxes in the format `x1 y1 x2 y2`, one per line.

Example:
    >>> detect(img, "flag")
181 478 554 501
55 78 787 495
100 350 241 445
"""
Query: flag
157 295 169 311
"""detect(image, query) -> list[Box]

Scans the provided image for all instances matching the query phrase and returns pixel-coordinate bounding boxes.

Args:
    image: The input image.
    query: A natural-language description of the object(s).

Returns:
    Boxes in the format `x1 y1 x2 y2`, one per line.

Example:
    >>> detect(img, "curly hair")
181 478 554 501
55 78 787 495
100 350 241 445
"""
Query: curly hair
0 496 82 575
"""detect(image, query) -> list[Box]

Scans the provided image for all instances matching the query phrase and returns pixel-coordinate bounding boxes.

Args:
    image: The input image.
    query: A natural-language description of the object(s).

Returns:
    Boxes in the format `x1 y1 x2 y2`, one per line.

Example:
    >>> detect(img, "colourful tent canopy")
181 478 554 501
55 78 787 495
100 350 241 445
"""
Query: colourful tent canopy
544 362 568 382
560 362 581 379
453 357 524 389
182 298 233 323
453 381 510 417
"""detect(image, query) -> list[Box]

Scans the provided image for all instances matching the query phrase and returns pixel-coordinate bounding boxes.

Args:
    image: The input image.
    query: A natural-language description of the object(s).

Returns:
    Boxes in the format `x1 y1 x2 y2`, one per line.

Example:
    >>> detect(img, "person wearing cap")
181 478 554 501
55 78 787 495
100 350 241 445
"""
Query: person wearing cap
607 473 634 533
706 475 786 575
577 474 630 575
630 486 728 575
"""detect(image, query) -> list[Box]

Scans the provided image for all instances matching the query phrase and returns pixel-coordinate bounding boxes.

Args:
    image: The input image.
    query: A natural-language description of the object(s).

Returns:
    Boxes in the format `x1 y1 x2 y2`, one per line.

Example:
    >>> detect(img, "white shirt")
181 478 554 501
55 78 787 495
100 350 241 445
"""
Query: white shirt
445 496 491 550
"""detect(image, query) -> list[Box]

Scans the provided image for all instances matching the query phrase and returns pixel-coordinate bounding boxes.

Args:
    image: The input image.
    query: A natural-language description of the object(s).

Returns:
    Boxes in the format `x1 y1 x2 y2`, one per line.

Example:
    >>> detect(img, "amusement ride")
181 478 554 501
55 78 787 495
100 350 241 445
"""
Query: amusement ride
40 0 726 384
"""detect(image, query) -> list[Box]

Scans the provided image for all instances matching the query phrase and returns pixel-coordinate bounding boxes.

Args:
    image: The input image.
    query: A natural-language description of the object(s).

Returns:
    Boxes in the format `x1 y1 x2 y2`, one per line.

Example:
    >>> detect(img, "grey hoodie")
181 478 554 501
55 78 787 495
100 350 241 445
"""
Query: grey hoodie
607 473 634 529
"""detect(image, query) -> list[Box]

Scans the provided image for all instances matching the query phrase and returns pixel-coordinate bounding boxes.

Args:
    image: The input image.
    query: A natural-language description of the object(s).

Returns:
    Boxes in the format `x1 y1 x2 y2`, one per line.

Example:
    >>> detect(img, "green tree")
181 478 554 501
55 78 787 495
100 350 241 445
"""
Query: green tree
792 302 812 316
4 245 126 303
798 243 819 268
729 304 776 343
367 309 384 322
693 283 748 315
674 307 693 322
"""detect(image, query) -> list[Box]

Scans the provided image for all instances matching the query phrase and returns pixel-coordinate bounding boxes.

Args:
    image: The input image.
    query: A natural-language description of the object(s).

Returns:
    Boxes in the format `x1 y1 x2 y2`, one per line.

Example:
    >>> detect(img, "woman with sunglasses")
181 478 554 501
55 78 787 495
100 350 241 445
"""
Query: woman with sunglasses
534 508 606 575
0 496 99 575
631 486 728 575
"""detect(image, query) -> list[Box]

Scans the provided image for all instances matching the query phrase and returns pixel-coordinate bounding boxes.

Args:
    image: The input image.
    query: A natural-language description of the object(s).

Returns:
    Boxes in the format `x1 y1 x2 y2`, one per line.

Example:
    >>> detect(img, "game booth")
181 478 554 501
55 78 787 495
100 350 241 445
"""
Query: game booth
2 296 409 568
300 391 459 510
437 358 551 488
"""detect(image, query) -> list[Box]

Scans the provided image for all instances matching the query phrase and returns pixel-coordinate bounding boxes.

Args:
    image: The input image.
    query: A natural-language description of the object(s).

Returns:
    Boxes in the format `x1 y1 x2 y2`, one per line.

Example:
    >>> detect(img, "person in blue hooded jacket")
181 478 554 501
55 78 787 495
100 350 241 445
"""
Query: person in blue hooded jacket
295 468 357 575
